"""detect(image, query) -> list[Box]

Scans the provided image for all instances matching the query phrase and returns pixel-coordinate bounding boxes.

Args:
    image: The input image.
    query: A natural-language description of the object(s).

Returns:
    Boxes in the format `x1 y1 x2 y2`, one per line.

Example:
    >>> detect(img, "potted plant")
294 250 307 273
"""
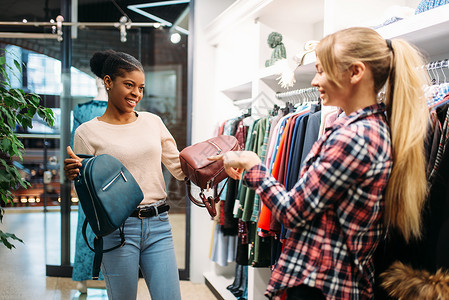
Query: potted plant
0 51 55 249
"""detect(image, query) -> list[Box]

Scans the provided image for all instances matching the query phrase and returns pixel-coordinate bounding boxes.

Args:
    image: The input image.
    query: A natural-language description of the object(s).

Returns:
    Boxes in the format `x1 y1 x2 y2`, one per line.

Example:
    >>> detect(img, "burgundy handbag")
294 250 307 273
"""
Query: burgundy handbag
179 135 239 217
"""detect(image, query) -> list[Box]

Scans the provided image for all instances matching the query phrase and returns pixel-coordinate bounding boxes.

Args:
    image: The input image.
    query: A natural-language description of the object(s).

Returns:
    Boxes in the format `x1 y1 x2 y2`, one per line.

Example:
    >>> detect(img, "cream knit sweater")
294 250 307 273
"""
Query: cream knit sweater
74 111 185 205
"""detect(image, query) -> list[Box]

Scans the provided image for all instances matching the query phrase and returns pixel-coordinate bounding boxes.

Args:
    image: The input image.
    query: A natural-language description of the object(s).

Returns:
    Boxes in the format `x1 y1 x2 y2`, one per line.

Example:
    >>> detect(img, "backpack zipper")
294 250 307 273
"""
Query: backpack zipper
102 171 127 191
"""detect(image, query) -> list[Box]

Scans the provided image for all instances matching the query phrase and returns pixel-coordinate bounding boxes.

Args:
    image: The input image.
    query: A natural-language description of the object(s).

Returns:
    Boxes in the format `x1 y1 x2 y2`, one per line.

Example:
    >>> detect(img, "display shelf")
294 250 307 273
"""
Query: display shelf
221 81 252 101
259 52 317 92
204 271 236 300
376 4 449 57
233 97 254 108
260 5 449 93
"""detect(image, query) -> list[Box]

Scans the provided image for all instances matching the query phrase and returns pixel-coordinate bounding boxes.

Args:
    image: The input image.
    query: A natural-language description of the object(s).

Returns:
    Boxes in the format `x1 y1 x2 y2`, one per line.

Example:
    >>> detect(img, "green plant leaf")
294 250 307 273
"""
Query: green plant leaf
0 50 55 249
13 59 21 73
37 108 46 119
9 89 26 106
26 105 37 118
2 94 18 108
28 93 41 106
45 108 55 127
0 68 9 87
0 107 16 129
0 137 11 152
0 230 24 250
17 114 32 130
1 194 7 207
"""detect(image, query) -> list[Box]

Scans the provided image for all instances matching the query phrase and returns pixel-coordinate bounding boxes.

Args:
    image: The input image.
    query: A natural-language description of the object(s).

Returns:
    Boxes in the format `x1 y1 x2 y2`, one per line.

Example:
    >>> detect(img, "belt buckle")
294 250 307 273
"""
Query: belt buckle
138 209 145 220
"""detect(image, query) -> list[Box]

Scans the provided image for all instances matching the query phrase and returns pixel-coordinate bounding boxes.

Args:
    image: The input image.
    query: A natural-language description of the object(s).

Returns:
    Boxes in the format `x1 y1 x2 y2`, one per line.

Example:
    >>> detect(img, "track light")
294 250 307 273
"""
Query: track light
170 32 181 44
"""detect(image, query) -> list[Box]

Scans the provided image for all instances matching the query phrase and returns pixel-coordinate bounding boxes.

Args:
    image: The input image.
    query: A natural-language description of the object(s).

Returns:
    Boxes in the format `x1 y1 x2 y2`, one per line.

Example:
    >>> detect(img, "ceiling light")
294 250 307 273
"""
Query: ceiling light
170 32 181 44
128 1 189 34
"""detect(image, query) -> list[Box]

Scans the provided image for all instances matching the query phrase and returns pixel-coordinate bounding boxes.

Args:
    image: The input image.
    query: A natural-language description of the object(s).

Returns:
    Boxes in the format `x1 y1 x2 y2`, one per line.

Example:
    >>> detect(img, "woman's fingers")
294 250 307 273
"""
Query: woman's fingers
64 146 82 180
64 160 81 180
66 146 81 160
64 160 81 170
207 154 223 161
65 167 80 180
209 152 245 179
225 166 243 180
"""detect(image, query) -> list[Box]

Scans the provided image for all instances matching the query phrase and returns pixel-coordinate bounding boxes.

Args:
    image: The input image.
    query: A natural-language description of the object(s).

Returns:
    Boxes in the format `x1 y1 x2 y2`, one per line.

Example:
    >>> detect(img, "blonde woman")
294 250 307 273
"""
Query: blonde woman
210 27 429 300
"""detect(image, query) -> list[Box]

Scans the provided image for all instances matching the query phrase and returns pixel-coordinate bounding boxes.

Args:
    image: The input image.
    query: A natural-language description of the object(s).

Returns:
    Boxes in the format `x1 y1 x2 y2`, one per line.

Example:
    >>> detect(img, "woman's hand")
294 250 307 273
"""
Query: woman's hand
208 151 261 180
64 146 83 180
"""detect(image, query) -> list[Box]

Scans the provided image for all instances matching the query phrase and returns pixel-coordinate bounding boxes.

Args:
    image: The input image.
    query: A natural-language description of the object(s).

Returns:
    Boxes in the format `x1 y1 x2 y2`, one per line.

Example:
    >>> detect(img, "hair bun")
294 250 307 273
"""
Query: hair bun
90 50 115 78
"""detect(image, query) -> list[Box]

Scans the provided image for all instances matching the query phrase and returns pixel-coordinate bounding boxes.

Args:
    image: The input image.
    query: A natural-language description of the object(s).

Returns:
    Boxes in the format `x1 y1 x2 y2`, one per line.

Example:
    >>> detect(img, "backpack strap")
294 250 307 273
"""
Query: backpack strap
92 236 103 280
82 220 126 280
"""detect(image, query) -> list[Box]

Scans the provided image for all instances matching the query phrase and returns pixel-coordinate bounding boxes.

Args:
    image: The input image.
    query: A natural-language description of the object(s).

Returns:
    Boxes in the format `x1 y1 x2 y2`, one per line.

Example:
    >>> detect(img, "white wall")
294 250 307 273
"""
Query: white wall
190 0 236 283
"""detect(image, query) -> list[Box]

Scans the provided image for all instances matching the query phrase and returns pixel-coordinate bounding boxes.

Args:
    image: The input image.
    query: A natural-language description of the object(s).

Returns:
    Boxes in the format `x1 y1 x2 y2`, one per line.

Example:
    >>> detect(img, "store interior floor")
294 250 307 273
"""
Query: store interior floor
0 207 217 300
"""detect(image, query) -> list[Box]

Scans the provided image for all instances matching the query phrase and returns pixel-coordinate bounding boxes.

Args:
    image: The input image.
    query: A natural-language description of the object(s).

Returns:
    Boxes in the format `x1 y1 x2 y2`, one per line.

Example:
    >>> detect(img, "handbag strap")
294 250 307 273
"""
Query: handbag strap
185 179 206 207
186 178 229 217
82 219 126 279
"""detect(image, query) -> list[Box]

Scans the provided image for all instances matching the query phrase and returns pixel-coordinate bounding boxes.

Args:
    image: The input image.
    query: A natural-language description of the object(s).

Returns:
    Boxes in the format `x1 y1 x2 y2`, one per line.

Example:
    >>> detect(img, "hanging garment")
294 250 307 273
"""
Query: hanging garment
71 100 107 282
258 108 311 234
210 224 238 267
285 113 310 189
242 117 269 222
300 111 322 165
251 117 273 222
376 104 449 299
224 119 249 234
415 0 449 14
234 119 259 219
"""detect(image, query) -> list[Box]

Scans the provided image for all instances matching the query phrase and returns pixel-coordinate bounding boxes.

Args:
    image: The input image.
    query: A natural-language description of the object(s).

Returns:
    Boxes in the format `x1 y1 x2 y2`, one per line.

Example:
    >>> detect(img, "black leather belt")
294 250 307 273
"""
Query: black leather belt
130 204 170 219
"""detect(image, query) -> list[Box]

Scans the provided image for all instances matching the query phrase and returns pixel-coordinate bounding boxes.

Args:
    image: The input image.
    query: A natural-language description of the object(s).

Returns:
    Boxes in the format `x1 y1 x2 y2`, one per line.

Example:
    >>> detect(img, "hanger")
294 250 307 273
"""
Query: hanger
438 59 448 83
271 104 280 116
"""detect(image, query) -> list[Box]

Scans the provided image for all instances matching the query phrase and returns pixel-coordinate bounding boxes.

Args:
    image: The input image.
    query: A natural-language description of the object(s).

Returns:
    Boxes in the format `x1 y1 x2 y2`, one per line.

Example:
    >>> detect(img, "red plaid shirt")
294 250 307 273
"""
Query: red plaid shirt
243 103 392 299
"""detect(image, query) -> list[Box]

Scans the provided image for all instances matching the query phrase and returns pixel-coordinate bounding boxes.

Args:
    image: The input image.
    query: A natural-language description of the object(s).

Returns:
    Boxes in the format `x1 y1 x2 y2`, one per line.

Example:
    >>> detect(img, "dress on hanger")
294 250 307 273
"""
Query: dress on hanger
71 79 108 283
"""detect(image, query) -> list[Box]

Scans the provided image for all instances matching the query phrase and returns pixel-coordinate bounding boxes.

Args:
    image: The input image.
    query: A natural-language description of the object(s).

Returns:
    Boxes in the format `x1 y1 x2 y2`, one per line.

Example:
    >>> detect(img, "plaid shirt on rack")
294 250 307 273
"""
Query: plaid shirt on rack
243 103 392 300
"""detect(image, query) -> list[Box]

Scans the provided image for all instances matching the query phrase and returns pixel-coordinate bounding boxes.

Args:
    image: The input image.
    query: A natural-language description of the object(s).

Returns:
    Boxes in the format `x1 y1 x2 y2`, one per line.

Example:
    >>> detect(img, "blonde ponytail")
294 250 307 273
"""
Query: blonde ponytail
315 28 430 242
384 39 429 242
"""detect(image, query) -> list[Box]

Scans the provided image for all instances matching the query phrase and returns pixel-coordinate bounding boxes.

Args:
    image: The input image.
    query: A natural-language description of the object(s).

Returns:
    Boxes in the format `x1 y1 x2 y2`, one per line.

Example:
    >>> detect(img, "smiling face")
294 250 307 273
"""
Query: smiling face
311 56 351 108
104 69 145 115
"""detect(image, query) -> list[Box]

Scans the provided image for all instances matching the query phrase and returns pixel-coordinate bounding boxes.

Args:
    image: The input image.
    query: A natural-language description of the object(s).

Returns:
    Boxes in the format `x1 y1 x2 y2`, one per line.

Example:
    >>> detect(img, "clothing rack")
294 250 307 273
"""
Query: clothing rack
425 59 448 84
0 17 161 42
234 91 279 117
275 87 319 105
424 59 449 109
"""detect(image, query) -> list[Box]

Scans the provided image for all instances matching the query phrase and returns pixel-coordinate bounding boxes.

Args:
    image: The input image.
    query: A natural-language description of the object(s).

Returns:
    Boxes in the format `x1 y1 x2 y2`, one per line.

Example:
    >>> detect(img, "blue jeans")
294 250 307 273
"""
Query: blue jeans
101 212 181 300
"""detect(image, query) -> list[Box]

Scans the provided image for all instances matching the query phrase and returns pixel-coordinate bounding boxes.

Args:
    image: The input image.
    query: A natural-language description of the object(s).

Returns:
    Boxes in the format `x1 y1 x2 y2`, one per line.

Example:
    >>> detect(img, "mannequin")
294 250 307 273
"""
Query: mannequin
93 77 107 101
71 77 108 293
